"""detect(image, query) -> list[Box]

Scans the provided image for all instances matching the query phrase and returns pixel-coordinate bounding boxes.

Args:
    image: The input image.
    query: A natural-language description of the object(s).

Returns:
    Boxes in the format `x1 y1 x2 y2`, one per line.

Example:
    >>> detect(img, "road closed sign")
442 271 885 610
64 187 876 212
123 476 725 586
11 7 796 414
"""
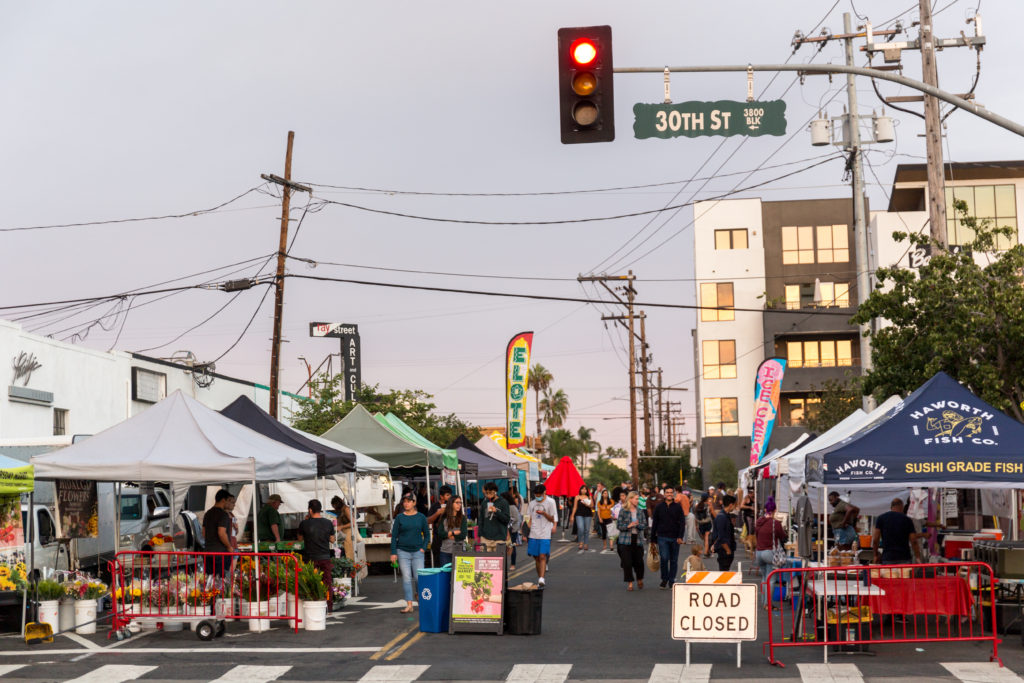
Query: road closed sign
671 581 757 642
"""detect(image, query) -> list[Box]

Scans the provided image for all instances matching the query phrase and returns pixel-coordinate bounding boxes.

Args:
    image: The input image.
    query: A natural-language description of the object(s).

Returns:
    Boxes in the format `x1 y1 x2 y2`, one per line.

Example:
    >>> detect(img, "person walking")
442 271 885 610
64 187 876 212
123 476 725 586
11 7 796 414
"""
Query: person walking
439 495 468 567
712 495 738 571
616 492 648 591
389 492 430 614
298 499 336 610
526 484 557 587
695 494 713 556
596 489 614 553
427 485 454 568
571 485 595 553
203 489 234 580
502 491 521 571
872 498 921 564
740 488 756 553
754 496 787 609
651 486 685 588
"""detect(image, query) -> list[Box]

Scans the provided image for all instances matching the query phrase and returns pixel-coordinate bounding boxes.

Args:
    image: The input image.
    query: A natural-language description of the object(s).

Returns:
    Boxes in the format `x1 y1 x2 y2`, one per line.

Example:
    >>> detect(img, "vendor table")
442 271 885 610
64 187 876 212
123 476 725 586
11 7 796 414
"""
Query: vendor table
363 536 392 564
868 576 971 617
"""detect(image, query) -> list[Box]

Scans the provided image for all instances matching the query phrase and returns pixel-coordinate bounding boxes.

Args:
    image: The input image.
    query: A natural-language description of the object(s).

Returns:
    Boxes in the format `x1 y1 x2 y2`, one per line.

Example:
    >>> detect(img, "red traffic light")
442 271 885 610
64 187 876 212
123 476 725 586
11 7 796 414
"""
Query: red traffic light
570 38 598 66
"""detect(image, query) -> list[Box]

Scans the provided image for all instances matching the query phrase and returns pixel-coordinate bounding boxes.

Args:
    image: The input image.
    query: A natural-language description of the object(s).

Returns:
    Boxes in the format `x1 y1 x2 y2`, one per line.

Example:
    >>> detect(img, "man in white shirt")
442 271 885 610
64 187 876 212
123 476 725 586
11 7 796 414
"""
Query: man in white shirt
526 484 558 587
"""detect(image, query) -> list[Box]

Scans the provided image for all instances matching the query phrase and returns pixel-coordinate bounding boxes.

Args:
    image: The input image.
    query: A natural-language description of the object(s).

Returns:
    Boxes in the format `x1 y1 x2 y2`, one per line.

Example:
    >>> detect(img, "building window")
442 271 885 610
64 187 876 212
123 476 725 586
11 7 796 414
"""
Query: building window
784 282 851 309
816 225 850 263
782 225 849 264
783 397 821 426
714 228 749 250
702 340 737 379
53 408 67 436
786 339 855 368
781 226 815 264
700 283 734 322
704 397 739 437
944 185 1017 250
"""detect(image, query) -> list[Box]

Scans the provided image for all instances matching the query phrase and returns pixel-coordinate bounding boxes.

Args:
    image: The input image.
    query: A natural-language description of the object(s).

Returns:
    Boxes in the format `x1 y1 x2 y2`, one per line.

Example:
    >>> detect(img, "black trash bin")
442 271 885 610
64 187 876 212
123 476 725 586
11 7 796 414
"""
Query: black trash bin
504 588 543 635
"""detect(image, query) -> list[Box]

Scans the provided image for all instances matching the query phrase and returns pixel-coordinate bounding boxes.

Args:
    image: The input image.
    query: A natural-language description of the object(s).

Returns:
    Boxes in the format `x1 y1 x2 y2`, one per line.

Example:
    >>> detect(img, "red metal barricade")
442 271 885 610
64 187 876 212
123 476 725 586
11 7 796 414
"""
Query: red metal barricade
110 550 302 636
763 562 1001 667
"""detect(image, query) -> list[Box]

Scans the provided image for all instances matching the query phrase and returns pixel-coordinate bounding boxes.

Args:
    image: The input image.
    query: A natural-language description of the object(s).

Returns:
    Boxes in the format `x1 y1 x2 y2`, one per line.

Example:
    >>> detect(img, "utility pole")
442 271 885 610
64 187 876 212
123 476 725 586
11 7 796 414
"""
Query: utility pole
638 316 652 458
842 12 874 382
579 271 639 484
262 131 310 419
918 0 947 246
656 368 663 450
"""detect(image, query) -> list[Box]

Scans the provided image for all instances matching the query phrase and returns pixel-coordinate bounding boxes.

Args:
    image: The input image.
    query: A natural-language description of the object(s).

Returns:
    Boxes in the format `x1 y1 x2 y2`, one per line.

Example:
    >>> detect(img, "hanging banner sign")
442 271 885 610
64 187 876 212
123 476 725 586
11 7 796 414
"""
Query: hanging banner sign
309 322 362 401
634 100 787 140
505 331 533 449
55 479 99 539
449 551 505 633
0 464 33 496
750 358 787 466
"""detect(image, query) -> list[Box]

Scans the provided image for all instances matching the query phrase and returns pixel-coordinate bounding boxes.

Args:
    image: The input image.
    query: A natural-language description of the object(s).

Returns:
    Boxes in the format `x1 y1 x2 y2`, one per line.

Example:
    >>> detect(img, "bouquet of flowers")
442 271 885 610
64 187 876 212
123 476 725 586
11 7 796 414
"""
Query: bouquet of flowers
66 578 107 601
330 578 348 604
114 579 144 606
296 561 327 601
183 587 218 607
0 563 27 593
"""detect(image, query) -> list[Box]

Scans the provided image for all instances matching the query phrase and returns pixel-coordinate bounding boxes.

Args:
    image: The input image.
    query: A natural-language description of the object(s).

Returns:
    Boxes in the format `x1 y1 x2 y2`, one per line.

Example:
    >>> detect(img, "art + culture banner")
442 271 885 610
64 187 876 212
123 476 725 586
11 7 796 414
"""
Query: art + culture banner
749 358 786 466
505 331 533 449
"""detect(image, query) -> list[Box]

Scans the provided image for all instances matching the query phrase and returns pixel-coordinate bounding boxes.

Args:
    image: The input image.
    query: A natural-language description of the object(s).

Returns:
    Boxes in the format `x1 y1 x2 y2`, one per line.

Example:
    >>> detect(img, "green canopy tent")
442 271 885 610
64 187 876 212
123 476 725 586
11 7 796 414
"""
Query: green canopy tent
320 405 454 471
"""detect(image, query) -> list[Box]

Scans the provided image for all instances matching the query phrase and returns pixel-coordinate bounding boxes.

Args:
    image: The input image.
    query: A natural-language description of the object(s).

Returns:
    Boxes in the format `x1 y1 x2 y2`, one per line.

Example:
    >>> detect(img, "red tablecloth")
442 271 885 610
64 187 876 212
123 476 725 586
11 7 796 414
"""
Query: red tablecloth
868 576 972 616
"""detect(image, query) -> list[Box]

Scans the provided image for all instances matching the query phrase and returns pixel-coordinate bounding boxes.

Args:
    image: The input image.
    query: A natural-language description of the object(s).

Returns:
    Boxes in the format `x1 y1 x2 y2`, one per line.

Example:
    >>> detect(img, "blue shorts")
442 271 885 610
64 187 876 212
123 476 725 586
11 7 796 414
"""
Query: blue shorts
527 538 551 557
834 525 858 545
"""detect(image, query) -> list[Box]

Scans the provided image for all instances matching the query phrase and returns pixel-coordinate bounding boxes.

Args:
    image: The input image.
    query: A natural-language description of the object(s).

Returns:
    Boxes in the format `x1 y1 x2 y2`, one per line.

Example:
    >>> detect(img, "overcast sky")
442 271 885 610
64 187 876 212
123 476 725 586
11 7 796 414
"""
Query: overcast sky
3 1 1021 452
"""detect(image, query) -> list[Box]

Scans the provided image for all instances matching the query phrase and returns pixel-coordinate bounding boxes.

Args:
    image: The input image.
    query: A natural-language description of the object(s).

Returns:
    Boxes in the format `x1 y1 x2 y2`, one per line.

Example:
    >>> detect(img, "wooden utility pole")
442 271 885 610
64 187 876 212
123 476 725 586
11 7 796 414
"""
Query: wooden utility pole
918 0 947 246
638 317 652 458
580 271 640 484
262 132 310 419
656 368 663 450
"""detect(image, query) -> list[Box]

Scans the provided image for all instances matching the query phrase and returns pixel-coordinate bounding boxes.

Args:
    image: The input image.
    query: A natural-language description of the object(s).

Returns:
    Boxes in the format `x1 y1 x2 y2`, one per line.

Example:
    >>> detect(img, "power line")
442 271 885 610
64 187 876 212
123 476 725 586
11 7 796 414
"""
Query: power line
210 283 275 364
1 185 269 233
314 156 840 227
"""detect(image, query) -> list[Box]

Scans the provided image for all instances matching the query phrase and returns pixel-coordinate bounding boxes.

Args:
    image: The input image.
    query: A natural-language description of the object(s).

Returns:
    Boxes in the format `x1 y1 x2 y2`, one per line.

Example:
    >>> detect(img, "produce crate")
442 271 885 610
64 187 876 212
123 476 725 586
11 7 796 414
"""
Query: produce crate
827 605 872 625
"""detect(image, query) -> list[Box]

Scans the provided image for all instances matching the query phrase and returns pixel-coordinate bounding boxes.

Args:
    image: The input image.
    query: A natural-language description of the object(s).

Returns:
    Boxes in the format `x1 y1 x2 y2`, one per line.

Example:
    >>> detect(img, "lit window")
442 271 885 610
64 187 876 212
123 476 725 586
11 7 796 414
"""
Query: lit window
714 228 749 250
700 283 735 322
817 225 850 263
817 282 851 308
785 339 856 368
782 226 815 264
702 340 737 380
786 397 822 426
944 184 1018 250
787 341 803 368
704 397 739 437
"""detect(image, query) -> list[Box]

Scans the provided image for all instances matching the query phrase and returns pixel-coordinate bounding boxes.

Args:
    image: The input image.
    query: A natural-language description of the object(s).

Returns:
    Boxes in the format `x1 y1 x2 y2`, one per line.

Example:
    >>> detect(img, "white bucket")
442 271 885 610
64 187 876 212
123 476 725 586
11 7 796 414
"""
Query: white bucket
303 600 327 631
58 598 76 633
74 599 98 635
38 600 60 631
215 597 235 620
243 600 269 632
267 593 284 617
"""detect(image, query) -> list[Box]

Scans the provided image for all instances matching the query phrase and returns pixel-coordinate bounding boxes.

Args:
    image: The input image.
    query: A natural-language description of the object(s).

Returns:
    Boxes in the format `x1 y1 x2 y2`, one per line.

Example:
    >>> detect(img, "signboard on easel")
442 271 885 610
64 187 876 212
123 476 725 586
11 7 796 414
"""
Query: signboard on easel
672 571 757 667
449 550 505 634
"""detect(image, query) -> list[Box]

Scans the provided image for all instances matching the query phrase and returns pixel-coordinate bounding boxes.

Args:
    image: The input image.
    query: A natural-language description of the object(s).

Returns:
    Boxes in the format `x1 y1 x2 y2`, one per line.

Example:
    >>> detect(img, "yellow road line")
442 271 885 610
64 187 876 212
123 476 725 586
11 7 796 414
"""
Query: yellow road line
508 543 574 581
384 630 425 661
369 624 417 660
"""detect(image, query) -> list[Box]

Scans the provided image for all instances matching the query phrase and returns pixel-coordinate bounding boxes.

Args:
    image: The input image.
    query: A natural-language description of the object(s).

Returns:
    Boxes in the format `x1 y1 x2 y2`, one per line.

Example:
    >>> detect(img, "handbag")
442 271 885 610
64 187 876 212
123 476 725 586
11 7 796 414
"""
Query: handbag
772 538 787 568
646 542 660 572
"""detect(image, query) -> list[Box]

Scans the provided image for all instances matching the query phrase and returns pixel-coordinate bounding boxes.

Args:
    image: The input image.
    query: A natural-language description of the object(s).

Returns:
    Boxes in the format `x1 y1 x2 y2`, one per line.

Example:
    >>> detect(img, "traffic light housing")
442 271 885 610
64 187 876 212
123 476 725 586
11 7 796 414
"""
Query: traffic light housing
558 25 614 144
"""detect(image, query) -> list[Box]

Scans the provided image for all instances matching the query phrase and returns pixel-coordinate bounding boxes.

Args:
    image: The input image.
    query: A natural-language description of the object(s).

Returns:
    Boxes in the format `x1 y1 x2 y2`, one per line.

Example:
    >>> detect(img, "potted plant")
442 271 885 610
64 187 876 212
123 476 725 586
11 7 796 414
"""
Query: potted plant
297 562 328 631
35 579 65 630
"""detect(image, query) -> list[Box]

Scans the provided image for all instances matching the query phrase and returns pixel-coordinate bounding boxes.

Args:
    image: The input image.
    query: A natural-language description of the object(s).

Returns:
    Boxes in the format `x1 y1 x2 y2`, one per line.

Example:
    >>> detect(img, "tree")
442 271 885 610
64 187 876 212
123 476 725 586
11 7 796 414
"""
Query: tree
528 363 553 440
538 388 569 429
852 202 1024 421
639 442 693 489
576 425 601 471
289 377 482 446
709 457 739 491
803 377 861 433
542 428 579 464
586 453 630 489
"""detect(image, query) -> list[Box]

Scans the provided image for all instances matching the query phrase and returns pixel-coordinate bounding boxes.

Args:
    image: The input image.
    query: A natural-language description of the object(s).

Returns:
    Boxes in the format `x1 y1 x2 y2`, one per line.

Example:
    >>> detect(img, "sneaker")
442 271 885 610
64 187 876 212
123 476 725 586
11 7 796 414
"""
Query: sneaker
538 577 546 587
577 549 584 554
660 581 668 589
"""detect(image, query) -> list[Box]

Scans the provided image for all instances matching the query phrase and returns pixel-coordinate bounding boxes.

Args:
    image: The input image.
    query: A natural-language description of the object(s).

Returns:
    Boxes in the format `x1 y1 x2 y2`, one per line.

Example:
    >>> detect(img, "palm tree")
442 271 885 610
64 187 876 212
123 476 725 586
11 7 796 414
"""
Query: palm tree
528 363 553 440
542 428 577 464
576 425 601 474
539 388 569 430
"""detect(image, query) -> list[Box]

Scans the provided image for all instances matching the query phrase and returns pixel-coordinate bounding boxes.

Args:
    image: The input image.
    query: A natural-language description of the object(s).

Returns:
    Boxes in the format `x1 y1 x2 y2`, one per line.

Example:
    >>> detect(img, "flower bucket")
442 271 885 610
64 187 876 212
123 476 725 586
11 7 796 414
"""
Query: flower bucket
281 592 296 618
267 593 284 617
243 600 269 632
38 600 60 631
58 598 76 633
303 600 327 631
215 597 236 620
74 599 98 634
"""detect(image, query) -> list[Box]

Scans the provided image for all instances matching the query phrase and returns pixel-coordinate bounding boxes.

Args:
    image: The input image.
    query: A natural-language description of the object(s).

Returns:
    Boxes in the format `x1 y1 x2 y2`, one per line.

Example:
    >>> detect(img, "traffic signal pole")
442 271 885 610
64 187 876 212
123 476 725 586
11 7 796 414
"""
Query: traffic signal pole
613 63 1024 138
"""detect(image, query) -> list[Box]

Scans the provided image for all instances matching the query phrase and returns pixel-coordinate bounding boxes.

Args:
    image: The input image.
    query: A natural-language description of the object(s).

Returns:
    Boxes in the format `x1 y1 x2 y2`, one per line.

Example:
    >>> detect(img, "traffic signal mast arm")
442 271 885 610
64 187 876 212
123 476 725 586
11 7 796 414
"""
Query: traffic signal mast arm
613 63 1024 138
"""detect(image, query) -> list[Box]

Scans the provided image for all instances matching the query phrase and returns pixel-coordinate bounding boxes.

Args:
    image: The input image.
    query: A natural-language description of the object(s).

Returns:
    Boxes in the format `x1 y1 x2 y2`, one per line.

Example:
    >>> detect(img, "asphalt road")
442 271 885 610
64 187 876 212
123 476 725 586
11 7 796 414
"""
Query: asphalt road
0 541 1022 681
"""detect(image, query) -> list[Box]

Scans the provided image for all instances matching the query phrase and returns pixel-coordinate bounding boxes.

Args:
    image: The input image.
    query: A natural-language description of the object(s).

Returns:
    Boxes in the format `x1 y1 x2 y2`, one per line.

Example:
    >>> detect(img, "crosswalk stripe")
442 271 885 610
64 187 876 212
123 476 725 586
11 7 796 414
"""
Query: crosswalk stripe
358 664 429 682
943 662 1024 682
506 663 572 682
0 666 25 677
211 665 292 682
648 663 711 683
66 664 158 682
797 663 864 683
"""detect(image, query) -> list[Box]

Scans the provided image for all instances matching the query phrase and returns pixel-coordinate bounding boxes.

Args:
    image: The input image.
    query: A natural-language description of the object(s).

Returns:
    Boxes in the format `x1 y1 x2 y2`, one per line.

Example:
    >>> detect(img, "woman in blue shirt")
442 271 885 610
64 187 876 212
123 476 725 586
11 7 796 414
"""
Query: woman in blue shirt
390 492 430 613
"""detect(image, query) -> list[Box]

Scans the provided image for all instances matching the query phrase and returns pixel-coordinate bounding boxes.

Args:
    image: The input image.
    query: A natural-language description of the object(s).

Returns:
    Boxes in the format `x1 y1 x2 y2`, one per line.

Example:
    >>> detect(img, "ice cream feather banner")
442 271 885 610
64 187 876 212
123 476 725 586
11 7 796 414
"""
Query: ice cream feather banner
749 357 786 466
505 331 533 449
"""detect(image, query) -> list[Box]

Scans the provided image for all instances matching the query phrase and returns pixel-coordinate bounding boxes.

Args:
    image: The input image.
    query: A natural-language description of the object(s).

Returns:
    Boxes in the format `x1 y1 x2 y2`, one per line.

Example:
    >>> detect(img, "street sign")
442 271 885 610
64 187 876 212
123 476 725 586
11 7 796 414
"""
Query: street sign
309 322 362 401
671 581 757 642
633 100 786 139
